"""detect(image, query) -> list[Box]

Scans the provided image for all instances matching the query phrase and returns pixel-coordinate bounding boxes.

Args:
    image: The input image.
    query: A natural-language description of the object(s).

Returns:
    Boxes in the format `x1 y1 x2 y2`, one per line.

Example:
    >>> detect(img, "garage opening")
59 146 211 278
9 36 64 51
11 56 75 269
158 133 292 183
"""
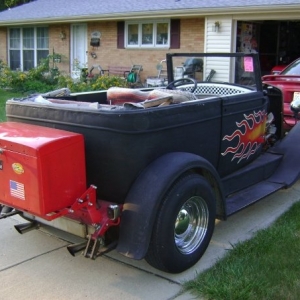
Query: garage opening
237 20 300 75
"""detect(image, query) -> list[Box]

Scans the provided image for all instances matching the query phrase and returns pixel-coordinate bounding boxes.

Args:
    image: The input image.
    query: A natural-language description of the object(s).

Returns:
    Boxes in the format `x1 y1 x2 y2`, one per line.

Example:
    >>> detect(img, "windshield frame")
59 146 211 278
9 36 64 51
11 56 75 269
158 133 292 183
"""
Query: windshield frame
165 52 262 92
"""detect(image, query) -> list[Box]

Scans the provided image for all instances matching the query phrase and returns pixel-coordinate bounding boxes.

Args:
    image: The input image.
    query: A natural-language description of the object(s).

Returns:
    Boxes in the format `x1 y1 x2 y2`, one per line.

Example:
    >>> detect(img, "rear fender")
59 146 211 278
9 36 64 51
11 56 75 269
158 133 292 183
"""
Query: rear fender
116 152 224 260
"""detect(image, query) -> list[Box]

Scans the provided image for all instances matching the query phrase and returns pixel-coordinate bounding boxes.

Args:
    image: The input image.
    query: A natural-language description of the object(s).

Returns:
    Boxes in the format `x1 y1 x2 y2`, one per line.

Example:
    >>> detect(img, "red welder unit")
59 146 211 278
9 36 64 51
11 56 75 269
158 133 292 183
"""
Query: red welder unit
0 122 86 217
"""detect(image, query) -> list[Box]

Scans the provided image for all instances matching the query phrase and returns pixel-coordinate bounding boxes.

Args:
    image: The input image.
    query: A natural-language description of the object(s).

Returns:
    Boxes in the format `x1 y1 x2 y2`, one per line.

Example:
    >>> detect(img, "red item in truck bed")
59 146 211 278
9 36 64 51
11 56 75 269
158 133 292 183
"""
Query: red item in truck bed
0 122 86 217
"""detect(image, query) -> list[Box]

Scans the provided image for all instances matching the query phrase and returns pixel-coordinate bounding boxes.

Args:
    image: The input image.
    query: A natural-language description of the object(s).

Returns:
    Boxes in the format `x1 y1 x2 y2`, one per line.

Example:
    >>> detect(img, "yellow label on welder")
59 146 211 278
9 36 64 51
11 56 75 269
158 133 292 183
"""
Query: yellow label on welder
12 163 24 175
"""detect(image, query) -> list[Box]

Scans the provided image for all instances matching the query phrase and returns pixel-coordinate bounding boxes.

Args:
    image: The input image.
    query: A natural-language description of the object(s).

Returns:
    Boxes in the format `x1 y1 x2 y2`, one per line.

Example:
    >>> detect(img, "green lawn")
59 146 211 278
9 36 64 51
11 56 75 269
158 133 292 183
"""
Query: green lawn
184 201 300 300
0 89 23 121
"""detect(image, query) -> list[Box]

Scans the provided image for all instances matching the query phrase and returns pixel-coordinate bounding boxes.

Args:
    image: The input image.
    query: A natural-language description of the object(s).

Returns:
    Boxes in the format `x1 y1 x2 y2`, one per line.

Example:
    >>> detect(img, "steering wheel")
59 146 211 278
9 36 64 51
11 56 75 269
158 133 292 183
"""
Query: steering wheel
166 77 197 93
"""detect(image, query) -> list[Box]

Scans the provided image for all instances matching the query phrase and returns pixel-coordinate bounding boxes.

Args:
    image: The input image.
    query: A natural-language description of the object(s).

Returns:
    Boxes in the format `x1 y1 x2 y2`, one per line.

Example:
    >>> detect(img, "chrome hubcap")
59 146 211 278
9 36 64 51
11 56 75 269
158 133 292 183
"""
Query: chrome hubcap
174 196 209 255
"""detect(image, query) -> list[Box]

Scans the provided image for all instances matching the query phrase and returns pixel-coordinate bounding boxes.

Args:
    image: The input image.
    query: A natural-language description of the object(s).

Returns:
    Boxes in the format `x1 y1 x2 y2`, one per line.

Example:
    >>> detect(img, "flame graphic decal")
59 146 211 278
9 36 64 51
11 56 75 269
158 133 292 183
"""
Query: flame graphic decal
221 110 267 163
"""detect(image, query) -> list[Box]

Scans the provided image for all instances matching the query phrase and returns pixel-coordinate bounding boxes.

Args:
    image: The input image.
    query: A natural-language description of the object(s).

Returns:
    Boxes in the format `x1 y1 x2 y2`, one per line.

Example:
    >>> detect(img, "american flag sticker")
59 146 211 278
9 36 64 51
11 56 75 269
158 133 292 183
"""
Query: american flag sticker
10 180 25 200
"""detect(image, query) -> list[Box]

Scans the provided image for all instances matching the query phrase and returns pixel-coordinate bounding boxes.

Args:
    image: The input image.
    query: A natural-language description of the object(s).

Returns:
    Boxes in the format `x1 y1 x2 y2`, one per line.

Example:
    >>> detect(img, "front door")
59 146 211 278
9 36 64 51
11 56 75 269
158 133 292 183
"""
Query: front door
71 24 87 79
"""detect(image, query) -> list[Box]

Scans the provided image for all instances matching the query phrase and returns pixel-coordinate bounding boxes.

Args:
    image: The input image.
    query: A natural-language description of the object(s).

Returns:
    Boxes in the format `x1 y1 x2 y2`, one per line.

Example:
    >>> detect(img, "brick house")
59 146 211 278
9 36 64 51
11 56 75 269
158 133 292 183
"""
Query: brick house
0 0 300 83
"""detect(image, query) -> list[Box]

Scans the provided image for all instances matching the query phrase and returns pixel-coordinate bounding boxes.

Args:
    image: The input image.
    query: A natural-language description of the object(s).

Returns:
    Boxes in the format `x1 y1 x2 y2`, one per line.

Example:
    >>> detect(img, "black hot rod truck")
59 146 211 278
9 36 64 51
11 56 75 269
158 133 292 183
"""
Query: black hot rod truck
1 53 300 274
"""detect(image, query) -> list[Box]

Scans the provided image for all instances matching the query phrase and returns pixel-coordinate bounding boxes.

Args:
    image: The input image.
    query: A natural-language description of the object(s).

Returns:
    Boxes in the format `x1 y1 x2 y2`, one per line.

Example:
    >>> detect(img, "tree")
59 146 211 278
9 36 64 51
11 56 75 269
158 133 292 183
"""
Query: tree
0 0 34 11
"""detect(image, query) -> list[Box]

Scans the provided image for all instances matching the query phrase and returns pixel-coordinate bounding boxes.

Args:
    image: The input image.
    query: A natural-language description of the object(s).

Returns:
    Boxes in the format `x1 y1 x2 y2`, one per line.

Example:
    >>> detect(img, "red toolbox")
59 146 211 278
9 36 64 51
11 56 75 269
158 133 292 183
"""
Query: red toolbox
0 122 86 217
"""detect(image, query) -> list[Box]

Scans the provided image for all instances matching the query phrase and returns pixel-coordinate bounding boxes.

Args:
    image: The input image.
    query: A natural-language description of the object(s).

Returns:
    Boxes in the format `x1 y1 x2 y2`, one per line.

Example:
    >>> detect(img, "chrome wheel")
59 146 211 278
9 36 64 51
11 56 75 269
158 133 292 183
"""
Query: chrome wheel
145 173 215 273
174 196 209 255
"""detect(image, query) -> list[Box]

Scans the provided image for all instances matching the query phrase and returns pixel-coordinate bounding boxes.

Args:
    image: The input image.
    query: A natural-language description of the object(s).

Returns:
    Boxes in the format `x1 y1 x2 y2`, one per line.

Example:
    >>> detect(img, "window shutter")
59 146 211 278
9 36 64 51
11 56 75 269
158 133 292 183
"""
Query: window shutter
117 21 125 49
170 19 180 49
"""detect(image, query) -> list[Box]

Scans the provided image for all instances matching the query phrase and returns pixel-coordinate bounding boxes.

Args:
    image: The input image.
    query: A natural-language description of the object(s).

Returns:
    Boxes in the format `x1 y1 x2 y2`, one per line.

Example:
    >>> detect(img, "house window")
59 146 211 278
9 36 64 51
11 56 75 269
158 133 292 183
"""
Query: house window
9 27 49 71
126 20 170 48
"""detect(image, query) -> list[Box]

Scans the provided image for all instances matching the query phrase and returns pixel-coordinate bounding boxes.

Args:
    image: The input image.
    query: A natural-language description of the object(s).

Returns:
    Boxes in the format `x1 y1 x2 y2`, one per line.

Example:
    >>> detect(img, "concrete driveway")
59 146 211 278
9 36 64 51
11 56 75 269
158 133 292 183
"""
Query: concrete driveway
1 181 300 300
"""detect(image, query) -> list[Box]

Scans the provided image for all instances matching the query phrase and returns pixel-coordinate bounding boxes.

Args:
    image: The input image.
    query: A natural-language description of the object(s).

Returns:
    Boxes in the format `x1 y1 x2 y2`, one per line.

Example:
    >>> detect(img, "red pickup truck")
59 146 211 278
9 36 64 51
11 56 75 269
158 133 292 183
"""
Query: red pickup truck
263 57 300 130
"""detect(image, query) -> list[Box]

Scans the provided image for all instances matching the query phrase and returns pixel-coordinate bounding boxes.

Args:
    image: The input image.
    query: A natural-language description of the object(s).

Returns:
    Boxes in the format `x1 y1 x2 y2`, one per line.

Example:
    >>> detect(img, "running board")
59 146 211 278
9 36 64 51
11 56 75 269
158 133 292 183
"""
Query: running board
225 123 300 216
226 180 284 216
222 152 282 197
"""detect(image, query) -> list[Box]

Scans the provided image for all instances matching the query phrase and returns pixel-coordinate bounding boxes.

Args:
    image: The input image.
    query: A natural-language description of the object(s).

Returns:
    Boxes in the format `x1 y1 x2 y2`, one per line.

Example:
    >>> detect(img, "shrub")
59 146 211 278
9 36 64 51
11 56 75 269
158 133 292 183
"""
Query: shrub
57 74 128 93
20 80 56 94
89 75 128 90
0 67 27 91
0 54 62 93
0 57 128 94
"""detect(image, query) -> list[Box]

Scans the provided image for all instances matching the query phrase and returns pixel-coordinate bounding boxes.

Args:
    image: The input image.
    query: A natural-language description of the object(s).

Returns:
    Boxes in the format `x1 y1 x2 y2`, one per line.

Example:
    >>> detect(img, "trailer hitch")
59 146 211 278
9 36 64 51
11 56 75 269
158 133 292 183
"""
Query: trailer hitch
84 239 117 259
67 211 120 259
65 185 122 259
67 238 118 259
1 185 122 260
83 228 118 260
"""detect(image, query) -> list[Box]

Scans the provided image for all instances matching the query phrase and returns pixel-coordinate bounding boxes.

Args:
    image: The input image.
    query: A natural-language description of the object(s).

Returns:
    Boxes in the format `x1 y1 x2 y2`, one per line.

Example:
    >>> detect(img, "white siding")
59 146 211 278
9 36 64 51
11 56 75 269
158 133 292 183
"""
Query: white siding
204 17 236 82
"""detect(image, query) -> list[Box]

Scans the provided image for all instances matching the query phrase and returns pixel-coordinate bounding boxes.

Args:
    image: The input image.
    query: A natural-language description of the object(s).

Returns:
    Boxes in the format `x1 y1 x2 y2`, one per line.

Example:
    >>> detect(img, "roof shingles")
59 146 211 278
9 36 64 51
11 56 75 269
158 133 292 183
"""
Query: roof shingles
0 0 299 24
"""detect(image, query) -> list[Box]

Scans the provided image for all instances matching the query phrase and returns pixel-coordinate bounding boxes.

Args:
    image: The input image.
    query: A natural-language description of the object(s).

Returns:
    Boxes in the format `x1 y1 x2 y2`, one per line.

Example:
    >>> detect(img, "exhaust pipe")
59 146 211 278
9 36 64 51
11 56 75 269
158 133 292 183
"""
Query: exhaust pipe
14 221 38 234
67 241 88 257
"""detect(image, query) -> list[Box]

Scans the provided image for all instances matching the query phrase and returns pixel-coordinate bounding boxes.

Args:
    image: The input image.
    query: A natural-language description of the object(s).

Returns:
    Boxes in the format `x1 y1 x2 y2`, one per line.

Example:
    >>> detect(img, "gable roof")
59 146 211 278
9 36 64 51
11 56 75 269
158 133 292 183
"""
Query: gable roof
0 0 300 26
